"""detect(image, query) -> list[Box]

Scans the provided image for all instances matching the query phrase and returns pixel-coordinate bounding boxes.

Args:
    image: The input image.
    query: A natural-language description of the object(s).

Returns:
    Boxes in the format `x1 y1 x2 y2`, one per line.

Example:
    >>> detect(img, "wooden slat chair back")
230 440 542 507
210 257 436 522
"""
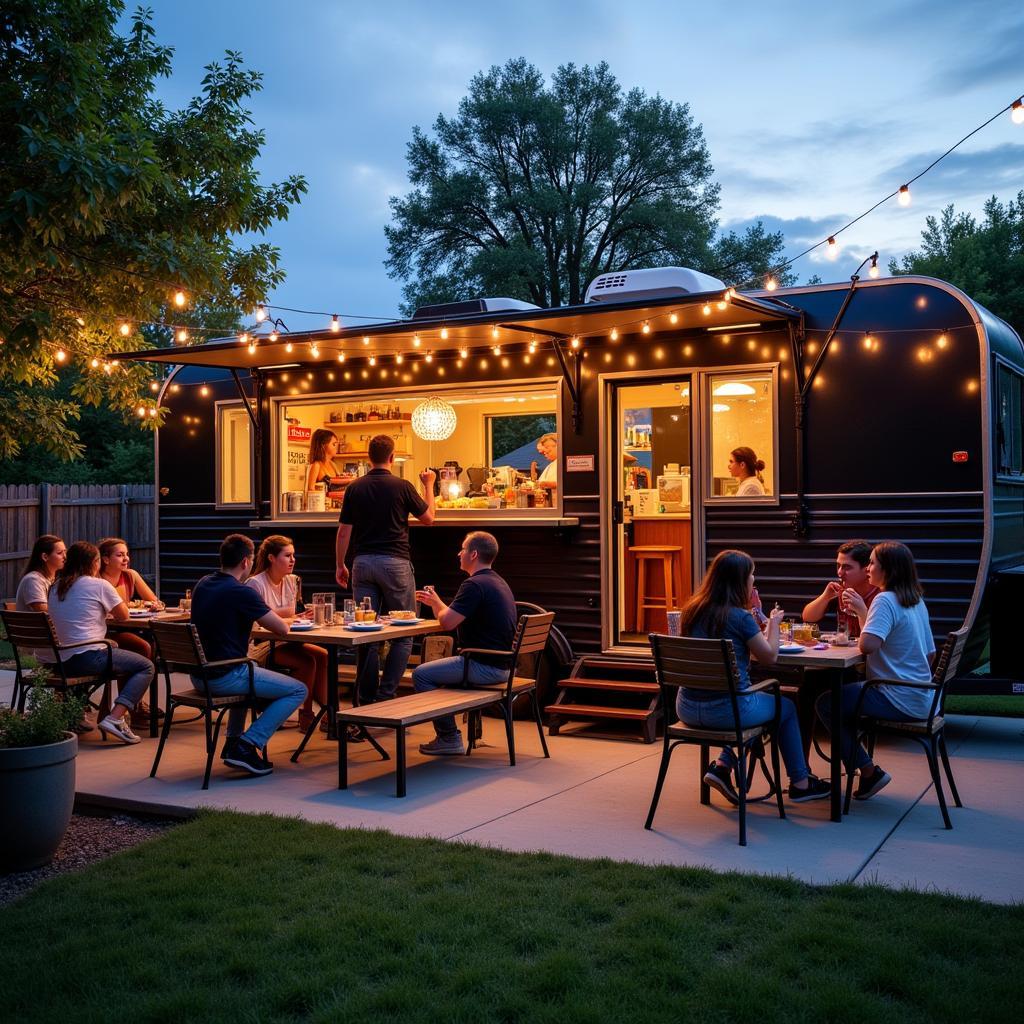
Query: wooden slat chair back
460 611 555 763
645 633 786 847
147 619 260 790
0 608 114 717
846 627 969 828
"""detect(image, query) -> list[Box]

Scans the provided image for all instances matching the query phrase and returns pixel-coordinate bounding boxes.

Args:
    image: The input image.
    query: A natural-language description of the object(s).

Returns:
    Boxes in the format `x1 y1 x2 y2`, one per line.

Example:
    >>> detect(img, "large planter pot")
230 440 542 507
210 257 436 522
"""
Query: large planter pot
0 732 77 872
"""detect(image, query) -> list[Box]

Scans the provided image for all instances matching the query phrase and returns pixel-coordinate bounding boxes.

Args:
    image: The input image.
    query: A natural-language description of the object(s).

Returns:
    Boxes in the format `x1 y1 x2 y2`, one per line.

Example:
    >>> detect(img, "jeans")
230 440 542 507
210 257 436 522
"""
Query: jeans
62 647 154 713
412 656 510 737
353 554 417 702
816 683 916 770
191 664 307 749
677 691 810 784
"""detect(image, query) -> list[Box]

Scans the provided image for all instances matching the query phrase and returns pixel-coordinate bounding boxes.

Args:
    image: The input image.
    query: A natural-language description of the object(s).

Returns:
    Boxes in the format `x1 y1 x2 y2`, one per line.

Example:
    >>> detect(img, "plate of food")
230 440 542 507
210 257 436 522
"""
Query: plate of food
346 622 384 632
387 616 423 625
128 608 153 617
777 643 806 654
290 622 315 632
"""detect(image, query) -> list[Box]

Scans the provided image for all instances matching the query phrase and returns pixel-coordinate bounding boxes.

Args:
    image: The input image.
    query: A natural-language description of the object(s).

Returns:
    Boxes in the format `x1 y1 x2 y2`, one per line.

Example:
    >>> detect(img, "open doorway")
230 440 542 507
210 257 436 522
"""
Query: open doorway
610 377 694 646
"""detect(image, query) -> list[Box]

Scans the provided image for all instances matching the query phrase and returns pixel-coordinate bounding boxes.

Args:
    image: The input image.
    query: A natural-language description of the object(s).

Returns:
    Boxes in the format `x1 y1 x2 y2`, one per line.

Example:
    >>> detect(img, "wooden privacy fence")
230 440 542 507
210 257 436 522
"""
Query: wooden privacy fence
0 484 155 599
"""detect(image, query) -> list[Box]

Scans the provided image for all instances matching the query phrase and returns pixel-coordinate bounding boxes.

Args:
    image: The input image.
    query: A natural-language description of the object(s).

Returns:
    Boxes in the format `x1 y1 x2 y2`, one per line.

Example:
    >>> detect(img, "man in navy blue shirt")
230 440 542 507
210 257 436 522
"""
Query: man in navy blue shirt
190 534 307 776
413 531 517 755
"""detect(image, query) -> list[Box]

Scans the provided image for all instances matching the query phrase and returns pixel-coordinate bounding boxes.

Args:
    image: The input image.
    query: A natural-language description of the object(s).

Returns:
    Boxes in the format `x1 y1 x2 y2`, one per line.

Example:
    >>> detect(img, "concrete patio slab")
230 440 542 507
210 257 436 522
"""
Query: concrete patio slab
3 671 1022 902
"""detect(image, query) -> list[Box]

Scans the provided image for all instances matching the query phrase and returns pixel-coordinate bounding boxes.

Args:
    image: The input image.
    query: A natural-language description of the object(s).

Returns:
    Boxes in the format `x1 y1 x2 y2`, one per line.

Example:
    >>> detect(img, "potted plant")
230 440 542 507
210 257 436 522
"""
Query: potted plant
0 679 86 872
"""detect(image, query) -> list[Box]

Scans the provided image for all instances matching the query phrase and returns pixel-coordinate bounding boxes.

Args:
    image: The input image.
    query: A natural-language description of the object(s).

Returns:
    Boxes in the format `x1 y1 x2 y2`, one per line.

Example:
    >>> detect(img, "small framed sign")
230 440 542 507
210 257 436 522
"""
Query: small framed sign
566 454 595 472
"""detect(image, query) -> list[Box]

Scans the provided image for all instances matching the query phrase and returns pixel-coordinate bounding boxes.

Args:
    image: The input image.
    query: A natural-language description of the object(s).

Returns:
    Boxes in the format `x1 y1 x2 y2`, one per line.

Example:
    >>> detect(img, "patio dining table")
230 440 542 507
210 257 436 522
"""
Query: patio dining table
772 644 865 822
251 618 444 758
108 609 190 736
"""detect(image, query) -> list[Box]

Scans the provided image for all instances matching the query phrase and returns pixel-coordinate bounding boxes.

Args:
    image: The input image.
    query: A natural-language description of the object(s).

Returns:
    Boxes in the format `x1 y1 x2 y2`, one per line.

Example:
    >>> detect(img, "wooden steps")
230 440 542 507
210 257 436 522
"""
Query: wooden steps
545 656 662 743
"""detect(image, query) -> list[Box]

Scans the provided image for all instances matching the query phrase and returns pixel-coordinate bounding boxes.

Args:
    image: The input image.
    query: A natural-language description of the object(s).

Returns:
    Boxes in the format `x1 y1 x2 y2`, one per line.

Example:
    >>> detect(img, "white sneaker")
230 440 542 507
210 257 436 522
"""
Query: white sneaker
98 713 141 744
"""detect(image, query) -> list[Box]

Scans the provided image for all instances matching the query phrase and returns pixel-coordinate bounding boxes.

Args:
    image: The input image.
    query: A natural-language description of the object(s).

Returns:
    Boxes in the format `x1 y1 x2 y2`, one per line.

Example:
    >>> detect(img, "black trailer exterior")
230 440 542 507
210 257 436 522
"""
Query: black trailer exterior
126 275 1024 689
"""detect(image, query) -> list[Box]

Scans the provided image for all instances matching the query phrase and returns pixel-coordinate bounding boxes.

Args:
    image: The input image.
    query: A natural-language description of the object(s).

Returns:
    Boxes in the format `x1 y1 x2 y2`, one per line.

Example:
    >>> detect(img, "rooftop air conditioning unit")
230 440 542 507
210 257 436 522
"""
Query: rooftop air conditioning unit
585 266 727 304
412 297 541 320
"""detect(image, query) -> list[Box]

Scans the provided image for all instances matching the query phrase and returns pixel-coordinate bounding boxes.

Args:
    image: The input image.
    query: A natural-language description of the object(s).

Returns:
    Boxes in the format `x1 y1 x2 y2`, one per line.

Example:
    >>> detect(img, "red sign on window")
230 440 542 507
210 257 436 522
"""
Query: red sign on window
952 451 969 463
288 425 311 443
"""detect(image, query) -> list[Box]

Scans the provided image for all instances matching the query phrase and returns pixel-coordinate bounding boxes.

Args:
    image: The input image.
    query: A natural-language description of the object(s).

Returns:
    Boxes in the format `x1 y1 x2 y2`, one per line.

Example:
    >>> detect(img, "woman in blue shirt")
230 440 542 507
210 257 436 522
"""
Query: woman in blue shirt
678 549 830 805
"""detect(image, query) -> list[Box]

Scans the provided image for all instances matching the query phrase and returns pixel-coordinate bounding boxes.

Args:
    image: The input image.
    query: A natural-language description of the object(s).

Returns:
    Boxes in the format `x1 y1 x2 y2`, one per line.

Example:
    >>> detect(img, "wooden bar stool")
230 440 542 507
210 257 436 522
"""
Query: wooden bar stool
631 545 683 632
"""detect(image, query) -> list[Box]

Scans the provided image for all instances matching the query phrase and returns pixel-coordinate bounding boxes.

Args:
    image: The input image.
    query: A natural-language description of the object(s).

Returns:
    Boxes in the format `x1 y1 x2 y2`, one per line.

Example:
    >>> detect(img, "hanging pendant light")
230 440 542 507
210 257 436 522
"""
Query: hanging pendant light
411 397 457 440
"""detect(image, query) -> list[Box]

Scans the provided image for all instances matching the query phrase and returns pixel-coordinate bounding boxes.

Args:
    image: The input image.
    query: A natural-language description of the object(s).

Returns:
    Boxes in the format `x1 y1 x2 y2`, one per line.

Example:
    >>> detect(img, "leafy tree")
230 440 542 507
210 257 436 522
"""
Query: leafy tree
0 1 307 463
386 59 790 314
889 192 1024 331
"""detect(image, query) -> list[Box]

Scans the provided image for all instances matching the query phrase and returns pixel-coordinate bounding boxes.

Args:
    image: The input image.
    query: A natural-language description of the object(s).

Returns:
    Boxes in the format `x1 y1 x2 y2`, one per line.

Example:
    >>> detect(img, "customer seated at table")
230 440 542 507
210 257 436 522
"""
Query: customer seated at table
15 534 66 613
802 539 879 639
815 541 935 800
678 549 830 805
247 534 328 733
190 534 307 777
98 537 161 660
412 531 517 756
48 542 155 744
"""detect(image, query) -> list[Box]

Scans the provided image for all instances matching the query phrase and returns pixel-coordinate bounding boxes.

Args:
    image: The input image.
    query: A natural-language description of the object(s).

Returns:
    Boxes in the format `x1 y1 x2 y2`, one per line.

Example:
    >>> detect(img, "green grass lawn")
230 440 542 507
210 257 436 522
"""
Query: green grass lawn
946 694 1024 717
1 811 1021 1023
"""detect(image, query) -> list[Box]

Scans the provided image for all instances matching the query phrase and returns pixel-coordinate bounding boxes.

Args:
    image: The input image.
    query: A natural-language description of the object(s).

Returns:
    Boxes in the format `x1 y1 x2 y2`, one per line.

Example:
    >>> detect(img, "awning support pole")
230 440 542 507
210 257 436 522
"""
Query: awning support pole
230 368 264 517
502 324 582 432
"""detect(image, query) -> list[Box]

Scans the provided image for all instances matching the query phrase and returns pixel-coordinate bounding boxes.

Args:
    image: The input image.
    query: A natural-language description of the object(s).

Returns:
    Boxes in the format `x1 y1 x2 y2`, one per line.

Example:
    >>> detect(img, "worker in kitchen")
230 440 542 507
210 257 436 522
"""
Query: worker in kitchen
530 432 558 491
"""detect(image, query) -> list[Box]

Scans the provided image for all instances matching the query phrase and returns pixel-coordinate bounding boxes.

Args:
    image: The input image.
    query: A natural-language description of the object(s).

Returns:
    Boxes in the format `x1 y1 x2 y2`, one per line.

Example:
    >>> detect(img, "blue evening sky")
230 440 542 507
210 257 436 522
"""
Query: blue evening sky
132 0 1023 328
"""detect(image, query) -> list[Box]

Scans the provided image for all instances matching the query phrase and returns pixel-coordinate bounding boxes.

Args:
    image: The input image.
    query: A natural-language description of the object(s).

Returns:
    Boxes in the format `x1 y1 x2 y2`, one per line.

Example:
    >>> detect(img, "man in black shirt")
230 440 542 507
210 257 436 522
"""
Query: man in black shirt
413 530 517 755
190 534 307 776
335 434 435 702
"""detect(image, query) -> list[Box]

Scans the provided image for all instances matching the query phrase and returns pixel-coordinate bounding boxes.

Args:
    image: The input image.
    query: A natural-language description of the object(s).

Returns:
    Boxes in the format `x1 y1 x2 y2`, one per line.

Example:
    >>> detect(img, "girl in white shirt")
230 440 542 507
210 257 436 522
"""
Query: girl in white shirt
816 541 936 800
246 535 328 733
15 534 66 612
48 542 155 744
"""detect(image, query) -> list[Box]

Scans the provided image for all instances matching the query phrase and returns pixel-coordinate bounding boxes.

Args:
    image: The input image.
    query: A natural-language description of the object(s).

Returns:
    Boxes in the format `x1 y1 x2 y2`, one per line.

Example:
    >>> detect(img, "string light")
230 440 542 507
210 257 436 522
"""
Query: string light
238 331 248 344
610 327 619 340
176 328 188 343
826 236 839 259
570 336 581 349
368 355 376 366
641 322 651 335
440 328 449 340
395 353 404 364
90 358 100 368
869 255 880 278
248 341 257 355
528 338 537 353
898 185 911 207
362 335 370 345
310 343 320 358
331 315 340 332
459 347 469 358
137 406 146 417
425 352 433 363
149 381 159 392
268 330 279 342
491 326 500 340
55 348 67 363
937 332 948 349
716 299 727 310
119 322 131 336
413 334 421 347
492 345 501 356
255 303 266 322
337 351 346 363
173 290 187 308
670 312 679 324
1012 99 1024 124
285 341 293 353
148 407 157 418
765 276 778 291
701 303 711 316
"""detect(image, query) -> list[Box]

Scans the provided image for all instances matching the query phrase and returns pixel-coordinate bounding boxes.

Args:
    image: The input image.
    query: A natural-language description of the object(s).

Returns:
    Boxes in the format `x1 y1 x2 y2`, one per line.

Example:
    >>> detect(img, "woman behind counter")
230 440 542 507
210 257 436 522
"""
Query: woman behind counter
728 446 766 496
246 535 328 733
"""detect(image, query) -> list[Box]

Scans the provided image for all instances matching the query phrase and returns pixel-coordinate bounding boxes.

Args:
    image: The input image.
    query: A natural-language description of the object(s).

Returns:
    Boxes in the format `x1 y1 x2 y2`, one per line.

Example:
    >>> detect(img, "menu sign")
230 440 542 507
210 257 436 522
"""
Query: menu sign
285 421 311 491
566 454 595 472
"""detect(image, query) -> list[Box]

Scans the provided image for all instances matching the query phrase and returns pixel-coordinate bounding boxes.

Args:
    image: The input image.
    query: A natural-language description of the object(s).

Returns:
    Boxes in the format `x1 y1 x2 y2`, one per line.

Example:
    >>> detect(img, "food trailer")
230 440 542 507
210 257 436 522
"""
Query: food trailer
115 267 1024 693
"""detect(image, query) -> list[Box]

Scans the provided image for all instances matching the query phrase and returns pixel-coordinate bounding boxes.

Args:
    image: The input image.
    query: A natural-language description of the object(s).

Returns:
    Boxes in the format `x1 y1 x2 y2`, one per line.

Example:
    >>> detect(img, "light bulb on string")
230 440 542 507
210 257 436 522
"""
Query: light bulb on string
395 353 404 364
610 327 619 341
459 347 469 359
1011 99 1024 125
440 328 448 340
148 407 157 418
528 337 537 353
702 303 711 316
285 341 293 353
826 236 839 259
173 290 187 308
55 348 67 363
310 343 320 358
137 406 146 417
238 331 248 345
898 185 911 207
641 322 651 335
937 332 948 349
248 341 257 355
425 352 433 363
670 311 679 324
176 328 188 343
491 326 499 340
570 335 581 349
149 381 159 392
765 276 778 291
90 358 100 369
268 330 278 342
119 322 131 337
413 334 421 347
337 352 346 363
255 304 266 322
362 335 370 346
369 355 376 366
331 314 340 332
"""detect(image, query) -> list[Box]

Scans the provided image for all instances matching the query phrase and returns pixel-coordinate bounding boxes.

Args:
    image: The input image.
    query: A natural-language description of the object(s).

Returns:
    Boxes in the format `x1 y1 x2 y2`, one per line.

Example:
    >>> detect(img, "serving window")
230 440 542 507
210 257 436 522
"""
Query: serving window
215 401 254 508
996 364 1023 478
272 381 561 517
705 370 777 500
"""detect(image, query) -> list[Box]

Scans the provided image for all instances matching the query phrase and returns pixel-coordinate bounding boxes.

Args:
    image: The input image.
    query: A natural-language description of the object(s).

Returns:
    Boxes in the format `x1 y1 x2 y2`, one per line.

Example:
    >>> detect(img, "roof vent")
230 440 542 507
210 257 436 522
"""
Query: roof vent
585 266 726 303
412 297 540 320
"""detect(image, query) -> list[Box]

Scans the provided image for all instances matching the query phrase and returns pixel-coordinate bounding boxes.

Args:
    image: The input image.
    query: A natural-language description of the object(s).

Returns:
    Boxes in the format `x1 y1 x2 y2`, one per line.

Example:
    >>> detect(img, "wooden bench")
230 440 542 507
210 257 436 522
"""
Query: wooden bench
336 612 555 797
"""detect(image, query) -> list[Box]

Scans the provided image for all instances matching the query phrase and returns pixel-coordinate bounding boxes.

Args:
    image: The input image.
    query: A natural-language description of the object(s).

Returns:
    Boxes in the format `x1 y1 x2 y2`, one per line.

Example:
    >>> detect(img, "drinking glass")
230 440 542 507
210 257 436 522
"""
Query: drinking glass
779 619 792 643
312 594 326 626
343 599 356 624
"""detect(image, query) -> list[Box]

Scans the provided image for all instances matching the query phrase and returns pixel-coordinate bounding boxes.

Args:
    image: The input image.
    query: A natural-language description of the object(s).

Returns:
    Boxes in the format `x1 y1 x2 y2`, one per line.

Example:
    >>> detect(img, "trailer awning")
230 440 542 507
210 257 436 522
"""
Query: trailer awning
109 289 801 370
